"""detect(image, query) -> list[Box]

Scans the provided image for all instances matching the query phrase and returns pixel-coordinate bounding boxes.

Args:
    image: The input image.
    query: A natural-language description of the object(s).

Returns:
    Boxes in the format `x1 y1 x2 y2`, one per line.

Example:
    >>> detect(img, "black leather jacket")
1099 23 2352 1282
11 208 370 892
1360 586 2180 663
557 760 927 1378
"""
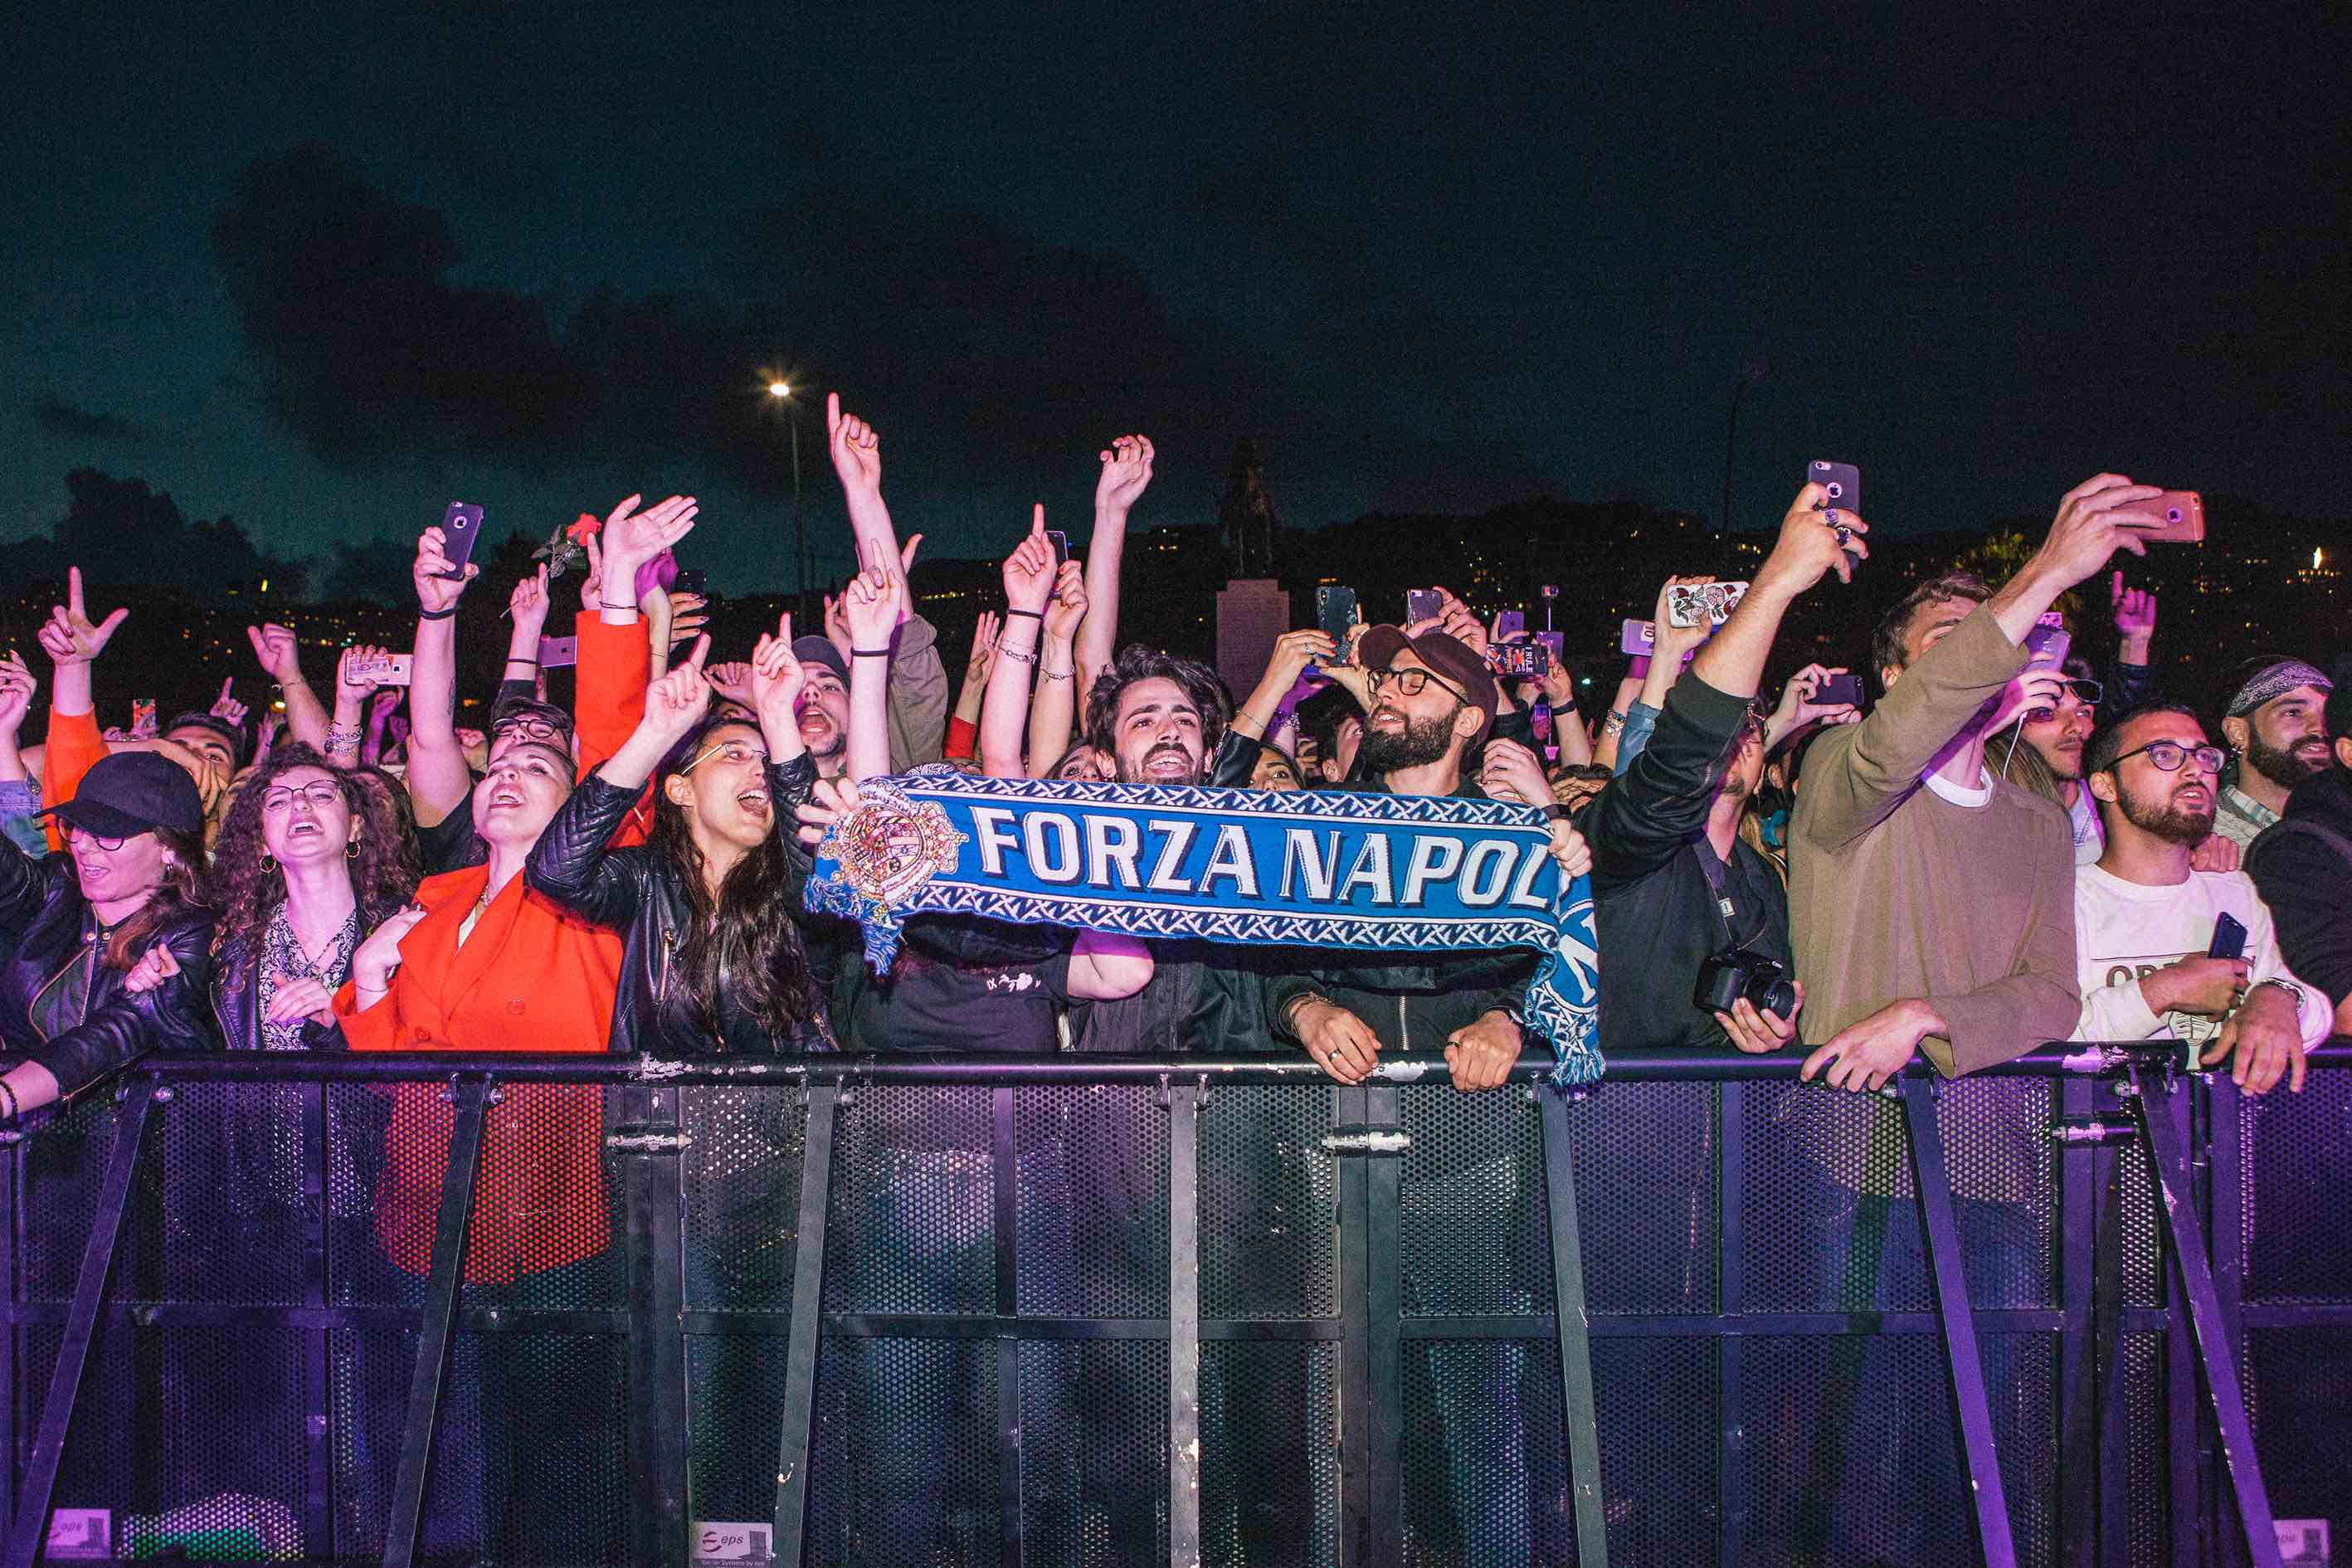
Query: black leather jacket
208 902 401 1053
0 840 217 1098
525 758 828 1054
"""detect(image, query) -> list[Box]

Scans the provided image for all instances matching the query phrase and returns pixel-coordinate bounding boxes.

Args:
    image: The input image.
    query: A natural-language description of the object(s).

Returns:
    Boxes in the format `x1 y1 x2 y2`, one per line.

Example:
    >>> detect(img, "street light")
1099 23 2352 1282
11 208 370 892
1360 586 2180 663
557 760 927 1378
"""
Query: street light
766 379 806 616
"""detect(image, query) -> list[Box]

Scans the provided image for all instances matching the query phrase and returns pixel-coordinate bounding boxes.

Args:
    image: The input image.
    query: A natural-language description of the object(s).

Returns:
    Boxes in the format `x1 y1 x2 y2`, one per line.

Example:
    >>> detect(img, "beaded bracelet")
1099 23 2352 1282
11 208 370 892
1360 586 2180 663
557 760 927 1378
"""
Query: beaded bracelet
996 641 1039 667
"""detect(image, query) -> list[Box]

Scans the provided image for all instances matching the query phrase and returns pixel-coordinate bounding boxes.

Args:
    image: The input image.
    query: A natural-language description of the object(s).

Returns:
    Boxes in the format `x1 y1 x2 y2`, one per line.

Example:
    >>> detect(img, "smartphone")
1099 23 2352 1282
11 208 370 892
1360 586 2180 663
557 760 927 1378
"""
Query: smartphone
2208 911 2248 962
349 652 414 687
537 635 579 670
432 501 485 582
1535 631 1565 665
672 568 708 600
1315 586 1359 649
1808 460 1861 515
2140 490 2205 544
1488 641 1552 679
130 698 158 738
1405 588 1444 625
2023 619 2071 674
1494 610 1526 641
1621 618 1658 656
1045 530 1070 567
1819 673 1867 710
1666 581 1749 628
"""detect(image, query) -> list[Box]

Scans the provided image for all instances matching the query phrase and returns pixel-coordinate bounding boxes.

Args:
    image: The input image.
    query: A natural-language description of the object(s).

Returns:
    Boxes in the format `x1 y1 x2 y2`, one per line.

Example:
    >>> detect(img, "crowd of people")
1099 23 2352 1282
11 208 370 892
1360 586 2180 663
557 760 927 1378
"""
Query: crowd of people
0 395 2344 1555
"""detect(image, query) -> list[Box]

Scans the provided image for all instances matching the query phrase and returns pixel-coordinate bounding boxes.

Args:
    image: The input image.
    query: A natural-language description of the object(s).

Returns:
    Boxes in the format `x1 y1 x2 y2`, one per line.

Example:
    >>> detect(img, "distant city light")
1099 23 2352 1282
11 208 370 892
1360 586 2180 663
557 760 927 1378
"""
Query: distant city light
767 381 791 398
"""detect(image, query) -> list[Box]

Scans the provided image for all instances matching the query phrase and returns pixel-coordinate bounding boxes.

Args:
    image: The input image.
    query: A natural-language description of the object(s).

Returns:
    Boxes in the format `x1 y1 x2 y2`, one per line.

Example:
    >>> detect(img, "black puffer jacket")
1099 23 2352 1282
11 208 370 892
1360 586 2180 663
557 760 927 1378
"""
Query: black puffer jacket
525 758 829 1054
0 839 217 1098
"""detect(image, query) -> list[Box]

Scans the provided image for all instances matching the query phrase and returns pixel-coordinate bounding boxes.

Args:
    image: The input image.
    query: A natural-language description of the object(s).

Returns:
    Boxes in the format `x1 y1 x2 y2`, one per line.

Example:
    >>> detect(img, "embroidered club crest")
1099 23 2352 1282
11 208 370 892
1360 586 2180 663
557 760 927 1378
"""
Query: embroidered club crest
833 781 968 906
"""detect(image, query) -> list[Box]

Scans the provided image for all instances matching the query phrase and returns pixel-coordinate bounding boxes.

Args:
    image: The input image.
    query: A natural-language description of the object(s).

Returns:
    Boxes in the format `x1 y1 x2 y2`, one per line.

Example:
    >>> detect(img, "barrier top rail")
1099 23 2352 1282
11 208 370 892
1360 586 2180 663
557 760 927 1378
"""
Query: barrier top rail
7 1040 2347 1088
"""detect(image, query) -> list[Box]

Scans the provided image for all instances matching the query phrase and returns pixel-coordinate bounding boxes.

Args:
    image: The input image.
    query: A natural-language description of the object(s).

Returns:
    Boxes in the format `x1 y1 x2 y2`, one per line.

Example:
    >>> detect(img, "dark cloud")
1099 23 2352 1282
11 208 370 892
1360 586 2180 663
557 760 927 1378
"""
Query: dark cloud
30 401 157 443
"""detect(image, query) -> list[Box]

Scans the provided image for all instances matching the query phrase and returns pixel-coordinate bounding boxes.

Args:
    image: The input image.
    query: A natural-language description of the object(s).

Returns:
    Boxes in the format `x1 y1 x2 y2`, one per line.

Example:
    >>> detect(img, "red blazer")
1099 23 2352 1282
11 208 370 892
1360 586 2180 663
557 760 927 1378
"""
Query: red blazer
335 866 623 1283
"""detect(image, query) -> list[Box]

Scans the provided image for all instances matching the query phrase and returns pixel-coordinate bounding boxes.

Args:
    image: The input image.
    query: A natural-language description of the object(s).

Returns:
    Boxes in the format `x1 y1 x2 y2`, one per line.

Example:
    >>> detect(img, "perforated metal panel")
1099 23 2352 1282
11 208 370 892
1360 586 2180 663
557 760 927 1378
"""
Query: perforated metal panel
20 1091 135 1301
1200 1341 1338 1567
2238 1072 2352 1304
1019 1337 1168 1566
2121 1331 2169 1568
1397 1087 1549 1317
2116 1137 2167 1307
682 1086 805 1314
1400 1340 1569 1566
2247 1326 2352 1555
1568 1082 1717 1313
1591 1337 1718 1563
824 1085 996 1316
1016 1085 1166 1319
686 1334 789 1531
1199 1085 1337 1321
135 1082 313 1306
806 1336 1000 1566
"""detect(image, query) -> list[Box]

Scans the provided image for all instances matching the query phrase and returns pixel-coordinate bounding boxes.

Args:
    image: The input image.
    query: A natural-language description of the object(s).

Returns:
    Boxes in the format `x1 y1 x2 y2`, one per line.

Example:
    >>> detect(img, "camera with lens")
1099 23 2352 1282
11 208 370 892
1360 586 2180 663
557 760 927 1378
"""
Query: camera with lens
1693 947 1799 1019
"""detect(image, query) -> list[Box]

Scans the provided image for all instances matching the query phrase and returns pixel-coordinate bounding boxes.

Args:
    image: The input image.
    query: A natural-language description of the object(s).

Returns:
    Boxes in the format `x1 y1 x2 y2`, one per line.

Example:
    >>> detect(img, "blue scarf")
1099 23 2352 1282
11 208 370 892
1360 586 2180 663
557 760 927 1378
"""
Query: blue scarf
805 772 1601 1083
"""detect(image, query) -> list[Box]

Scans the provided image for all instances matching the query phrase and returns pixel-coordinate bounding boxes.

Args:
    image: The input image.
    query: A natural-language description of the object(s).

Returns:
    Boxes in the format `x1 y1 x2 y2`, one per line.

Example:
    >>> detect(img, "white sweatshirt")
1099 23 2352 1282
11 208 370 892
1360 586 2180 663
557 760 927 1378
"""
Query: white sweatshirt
2072 863 2330 1048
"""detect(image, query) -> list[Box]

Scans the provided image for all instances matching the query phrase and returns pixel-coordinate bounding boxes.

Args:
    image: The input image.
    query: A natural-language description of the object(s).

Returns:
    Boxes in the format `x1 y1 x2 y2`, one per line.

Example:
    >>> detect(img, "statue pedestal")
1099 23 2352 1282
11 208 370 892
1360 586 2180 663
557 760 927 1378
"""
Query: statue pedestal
1215 579 1290 705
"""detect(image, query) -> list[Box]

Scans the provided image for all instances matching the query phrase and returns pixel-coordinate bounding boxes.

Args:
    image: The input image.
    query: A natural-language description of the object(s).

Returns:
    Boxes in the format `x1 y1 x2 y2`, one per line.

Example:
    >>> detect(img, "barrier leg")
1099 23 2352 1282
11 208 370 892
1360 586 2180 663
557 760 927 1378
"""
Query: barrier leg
1898 1074 2018 1568
382 1075 490 1568
2 1081 154 1568
1166 1082 1200 1568
1535 1087 1609 1568
2126 1064 2282 1568
770 1083 840 1567
621 1083 690 1566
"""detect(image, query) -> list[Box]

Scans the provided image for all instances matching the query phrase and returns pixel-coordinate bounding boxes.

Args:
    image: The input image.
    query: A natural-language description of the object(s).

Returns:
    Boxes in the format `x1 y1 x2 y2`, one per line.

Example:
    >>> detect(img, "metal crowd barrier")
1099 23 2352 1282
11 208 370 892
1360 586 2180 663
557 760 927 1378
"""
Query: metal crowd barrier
0 1042 2345 1568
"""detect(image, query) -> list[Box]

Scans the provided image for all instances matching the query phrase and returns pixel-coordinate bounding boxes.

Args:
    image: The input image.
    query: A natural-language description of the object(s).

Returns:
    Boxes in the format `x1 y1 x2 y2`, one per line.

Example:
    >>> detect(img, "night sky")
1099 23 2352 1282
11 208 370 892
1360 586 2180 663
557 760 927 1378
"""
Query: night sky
7 2 2345 593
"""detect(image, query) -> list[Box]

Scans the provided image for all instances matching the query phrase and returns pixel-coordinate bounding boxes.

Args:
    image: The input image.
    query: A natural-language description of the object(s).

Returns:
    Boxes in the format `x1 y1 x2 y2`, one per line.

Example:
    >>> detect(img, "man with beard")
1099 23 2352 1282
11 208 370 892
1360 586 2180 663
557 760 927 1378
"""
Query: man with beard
2074 704 2324 1094
2213 659 2335 852
2247 661 2352 1036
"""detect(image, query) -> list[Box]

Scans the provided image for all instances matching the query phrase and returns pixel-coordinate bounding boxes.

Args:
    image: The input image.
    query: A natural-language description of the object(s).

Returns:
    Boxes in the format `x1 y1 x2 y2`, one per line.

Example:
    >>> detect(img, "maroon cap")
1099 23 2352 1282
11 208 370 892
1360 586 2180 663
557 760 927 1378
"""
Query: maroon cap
1356 625 1498 751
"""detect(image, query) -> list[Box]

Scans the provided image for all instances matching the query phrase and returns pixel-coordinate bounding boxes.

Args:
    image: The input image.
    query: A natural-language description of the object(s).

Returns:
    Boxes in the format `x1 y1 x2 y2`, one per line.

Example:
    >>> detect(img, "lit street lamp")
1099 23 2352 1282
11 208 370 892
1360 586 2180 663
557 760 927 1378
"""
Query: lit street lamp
767 380 806 616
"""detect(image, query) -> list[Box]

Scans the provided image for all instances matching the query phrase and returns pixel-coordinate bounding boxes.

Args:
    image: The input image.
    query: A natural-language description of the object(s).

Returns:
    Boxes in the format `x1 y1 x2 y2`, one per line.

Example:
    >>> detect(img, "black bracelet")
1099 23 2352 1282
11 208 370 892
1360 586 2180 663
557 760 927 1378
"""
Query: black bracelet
504 657 538 668
1004 608 1045 621
0 1079 18 1121
417 605 459 621
851 647 892 658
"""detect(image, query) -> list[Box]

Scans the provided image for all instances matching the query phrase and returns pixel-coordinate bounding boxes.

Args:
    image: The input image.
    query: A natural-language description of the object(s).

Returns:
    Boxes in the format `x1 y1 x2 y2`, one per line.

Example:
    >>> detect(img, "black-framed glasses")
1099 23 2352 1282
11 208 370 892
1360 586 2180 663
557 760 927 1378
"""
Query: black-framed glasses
64 825 128 852
492 716 567 745
1367 665 1468 702
2111 739 2225 775
2061 677 2103 707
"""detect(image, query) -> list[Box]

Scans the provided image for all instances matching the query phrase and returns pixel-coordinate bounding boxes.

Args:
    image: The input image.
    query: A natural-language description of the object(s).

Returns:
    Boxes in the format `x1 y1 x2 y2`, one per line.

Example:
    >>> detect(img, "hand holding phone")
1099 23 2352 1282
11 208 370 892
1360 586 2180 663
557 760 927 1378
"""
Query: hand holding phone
2208 912 2248 962
1818 673 1867 710
432 502 485 582
1314 587 1359 657
348 652 414 687
2140 490 2204 544
1666 581 1749 628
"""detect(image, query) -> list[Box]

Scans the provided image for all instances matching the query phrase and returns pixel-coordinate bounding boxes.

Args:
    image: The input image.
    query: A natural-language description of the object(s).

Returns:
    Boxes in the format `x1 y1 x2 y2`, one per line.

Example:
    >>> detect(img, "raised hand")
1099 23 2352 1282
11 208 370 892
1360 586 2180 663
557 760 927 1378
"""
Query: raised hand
966 610 1002 683
795 774 860 851
1042 559 1089 643
668 590 709 650
749 614 808 731
705 661 757 706
246 623 304 685
337 645 390 708
827 393 882 498
1478 737 1551 807
1651 575 1717 661
640 635 714 747
842 562 902 649
0 652 37 737
1986 669 2068 734
212 678 249 728
1095 433 1155 513
2111 570 2158 660
1002 505 1057 616
1264 628 1337 694
39 567 129 666
575 533 607 615
2032 475 2165 589
1758 483 1870 594
411 528 475 615
1771 664 1862 738
597 494 699 584
508 565 553 639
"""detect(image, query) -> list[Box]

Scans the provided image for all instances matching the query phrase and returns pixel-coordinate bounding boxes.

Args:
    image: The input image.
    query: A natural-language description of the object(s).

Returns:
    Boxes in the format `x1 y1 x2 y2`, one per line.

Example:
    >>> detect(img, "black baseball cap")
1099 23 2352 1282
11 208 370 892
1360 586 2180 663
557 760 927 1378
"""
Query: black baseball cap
1355 624 1498 751
793 635 850 687
44 751 205 840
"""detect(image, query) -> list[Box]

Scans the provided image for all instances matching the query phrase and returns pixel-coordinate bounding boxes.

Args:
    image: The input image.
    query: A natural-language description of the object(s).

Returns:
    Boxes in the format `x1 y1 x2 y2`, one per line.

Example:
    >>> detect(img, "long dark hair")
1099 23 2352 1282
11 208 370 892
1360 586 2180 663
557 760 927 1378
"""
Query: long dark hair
102 824 211 972
649 719 821 1043
208 743 417 974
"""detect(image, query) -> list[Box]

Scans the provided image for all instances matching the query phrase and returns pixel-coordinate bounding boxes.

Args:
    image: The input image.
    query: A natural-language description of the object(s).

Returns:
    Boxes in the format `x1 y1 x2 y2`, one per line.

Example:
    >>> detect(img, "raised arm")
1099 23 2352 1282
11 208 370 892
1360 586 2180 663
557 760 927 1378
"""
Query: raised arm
246 622 329 752
1025 562 1090 777
1075 434 1152 692
945 611 999 760
980 511 1055 778
403 524 481 828
826 394 900 591
1230 629 1334 743
34 568 128 850
840 554 902 783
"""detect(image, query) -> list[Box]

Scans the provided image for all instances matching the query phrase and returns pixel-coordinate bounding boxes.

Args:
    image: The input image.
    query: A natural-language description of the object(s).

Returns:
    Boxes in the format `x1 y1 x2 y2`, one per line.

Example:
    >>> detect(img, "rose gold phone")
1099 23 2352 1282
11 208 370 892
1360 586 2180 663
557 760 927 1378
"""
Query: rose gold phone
2140 490 2204 544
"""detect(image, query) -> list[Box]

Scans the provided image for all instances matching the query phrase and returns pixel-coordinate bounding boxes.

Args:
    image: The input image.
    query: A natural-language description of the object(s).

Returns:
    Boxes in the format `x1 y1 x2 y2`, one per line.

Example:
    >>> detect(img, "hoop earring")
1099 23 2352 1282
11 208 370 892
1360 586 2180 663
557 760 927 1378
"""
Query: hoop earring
260 852 275 874
346 840 360 860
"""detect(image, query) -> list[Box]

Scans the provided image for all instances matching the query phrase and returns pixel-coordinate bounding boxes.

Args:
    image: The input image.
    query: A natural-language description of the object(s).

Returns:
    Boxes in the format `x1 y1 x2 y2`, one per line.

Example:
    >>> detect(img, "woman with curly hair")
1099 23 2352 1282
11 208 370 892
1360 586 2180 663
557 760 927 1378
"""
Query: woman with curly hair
195 743 417 1049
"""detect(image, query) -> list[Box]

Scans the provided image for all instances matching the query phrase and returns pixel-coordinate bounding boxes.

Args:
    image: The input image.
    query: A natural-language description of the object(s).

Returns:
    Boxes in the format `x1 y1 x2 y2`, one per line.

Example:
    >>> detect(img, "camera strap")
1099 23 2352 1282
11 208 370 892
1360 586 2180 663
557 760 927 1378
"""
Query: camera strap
1689 839 1741 948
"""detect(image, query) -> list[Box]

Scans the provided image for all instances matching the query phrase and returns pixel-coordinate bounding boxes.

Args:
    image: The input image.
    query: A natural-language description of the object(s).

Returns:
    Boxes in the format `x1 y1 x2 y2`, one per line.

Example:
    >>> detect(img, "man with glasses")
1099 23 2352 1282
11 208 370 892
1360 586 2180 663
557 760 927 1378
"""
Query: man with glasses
2074 704 2325 1094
